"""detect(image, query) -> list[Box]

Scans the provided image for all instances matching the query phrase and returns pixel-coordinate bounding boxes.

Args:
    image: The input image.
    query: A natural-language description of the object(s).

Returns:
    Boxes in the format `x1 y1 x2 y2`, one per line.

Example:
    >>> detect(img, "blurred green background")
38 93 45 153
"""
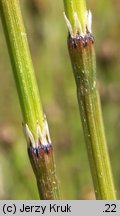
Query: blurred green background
0 0 120 199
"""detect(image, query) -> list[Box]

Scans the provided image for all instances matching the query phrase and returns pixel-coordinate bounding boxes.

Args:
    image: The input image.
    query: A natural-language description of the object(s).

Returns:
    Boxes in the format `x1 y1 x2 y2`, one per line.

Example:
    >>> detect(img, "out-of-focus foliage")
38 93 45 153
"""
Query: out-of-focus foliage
0 0 120 199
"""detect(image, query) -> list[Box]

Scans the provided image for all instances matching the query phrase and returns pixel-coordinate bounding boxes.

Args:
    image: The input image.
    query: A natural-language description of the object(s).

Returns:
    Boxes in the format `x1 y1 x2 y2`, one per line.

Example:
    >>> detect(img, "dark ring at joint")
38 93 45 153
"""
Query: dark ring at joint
28 143 53 158
69 33 94 49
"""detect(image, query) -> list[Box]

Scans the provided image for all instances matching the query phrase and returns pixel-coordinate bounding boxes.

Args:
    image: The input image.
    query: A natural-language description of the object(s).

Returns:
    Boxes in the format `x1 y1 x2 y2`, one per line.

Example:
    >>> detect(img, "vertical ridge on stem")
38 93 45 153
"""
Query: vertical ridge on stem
63 0 116 199
0 0 60 199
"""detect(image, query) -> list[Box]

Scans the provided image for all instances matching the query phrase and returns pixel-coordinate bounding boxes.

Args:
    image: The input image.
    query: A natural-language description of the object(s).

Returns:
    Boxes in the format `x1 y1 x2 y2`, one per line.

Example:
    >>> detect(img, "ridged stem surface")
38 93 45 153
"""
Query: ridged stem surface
68 35 116 199
0 0 59 200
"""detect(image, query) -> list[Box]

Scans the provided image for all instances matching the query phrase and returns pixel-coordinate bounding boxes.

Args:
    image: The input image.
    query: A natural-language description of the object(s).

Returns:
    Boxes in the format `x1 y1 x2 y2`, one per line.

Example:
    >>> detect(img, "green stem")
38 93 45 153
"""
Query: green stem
63 0 116 199
0 0 59 199
0 0 42 136
69 28 116 201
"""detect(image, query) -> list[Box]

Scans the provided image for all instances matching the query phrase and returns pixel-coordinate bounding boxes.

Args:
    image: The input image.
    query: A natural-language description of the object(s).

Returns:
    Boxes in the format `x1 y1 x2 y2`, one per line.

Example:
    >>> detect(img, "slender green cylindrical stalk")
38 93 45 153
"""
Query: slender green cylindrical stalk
0 0 42 136
0 0 59 199
63 0 116 199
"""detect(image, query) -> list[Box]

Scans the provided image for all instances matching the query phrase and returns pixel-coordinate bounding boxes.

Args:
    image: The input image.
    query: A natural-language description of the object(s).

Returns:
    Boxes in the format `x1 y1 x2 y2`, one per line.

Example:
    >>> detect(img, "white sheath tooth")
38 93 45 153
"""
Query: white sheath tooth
74 12 83 36
85 11 88 30
86 10 92 33
64 10 93 37
25 124 35 148
24 116 52 148
43 114 46 121
37 123 42 141
42 115 51 145
63 12 74 37
44 117 51 144
36 122 41 147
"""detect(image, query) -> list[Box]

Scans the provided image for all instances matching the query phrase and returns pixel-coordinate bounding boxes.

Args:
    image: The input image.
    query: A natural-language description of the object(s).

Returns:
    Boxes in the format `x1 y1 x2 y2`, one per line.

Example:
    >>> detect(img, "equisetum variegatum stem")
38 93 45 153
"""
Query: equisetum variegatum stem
63 0 116 199
0 0 59 199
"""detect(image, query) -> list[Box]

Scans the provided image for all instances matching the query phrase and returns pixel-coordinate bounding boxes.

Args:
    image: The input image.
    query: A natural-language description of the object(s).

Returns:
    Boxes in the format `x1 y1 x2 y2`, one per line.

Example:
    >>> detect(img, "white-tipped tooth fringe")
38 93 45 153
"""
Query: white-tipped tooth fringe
63 10 92 38
24 115 51 148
